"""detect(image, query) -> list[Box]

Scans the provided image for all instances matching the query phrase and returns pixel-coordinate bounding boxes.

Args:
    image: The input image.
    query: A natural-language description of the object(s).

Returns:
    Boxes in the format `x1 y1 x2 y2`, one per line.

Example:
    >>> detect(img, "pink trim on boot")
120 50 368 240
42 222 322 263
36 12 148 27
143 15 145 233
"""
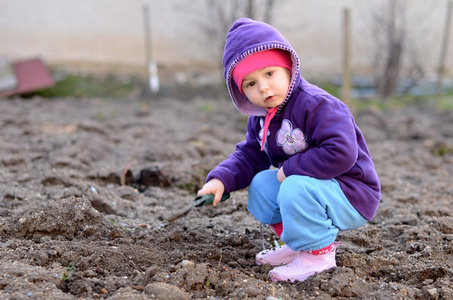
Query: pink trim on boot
309 242 337 255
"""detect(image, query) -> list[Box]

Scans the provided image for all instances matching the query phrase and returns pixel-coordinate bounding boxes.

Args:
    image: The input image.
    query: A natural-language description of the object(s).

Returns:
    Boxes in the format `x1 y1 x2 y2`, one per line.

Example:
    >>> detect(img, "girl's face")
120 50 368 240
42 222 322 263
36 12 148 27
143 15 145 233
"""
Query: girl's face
241 66 291 110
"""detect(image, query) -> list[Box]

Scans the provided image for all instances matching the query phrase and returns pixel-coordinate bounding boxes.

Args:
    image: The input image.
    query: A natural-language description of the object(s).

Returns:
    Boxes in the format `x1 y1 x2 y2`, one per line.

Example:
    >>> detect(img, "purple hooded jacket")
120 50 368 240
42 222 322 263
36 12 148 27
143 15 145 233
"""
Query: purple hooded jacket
206 18 381 221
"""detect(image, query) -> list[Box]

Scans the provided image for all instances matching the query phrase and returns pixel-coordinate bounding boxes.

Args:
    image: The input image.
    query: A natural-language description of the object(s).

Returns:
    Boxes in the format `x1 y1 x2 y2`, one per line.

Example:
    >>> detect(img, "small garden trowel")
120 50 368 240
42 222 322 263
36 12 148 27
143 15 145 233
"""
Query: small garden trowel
168 193 231 223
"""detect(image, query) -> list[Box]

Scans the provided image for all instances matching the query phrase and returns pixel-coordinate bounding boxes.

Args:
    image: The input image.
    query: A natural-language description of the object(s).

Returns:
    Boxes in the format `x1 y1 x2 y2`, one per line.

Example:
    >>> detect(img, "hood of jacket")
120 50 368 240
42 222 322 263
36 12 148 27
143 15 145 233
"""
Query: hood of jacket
223 18 301 116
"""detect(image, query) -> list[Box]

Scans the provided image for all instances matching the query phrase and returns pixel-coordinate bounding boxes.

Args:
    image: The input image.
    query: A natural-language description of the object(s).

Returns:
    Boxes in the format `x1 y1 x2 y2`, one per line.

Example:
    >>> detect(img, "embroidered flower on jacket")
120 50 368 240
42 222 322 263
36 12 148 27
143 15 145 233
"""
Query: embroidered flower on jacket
276 119 307 155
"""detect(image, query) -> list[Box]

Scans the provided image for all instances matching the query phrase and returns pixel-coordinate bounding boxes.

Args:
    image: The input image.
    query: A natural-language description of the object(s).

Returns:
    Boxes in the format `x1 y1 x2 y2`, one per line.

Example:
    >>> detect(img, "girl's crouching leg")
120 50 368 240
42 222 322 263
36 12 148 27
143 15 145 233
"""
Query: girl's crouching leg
247 169 282 225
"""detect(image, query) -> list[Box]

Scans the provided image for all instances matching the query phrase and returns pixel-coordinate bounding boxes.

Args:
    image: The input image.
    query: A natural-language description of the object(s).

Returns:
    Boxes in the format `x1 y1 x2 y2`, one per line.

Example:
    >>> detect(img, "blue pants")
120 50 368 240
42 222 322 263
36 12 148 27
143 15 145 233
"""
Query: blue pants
248 169 368 251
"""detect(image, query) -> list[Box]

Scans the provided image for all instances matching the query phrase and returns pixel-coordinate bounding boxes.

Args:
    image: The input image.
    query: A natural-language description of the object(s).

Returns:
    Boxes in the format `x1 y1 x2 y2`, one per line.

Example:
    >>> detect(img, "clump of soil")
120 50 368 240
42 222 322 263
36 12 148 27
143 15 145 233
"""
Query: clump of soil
0 96 452 299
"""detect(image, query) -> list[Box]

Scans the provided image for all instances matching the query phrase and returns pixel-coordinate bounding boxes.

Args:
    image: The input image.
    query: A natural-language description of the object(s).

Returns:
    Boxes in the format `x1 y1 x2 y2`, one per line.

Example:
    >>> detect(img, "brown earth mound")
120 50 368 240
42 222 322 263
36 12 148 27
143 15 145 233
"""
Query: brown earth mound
0 96 452 299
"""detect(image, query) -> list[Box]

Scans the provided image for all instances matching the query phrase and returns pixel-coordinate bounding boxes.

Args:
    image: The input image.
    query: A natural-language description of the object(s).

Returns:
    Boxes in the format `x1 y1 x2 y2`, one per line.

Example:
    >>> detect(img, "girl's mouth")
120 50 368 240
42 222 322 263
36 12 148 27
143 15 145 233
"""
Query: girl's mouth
265 95 275 102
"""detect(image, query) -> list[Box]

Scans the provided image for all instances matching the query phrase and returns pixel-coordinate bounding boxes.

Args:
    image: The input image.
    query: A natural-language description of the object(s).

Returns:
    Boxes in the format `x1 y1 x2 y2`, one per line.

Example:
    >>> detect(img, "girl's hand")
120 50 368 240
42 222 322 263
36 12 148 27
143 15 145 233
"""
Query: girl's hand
277 167 286 183
197 178 225 206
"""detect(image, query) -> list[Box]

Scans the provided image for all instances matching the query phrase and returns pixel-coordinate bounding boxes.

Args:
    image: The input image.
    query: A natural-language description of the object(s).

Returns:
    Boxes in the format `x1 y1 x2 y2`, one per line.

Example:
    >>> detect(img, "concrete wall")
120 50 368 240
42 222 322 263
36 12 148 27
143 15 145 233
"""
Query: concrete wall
0 0 451 80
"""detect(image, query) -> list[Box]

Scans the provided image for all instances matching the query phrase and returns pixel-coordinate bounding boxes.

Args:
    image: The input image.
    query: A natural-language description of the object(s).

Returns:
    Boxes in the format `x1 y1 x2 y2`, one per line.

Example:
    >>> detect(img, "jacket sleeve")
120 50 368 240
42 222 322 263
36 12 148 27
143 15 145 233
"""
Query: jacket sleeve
282 96 358 179
206 117 271 192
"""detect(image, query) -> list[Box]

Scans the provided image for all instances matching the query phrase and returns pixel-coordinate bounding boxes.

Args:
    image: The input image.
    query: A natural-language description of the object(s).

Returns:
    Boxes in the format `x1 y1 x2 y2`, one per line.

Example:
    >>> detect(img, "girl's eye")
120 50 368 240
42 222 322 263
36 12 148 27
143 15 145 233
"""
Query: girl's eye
247 81 255 88
266 71 274 77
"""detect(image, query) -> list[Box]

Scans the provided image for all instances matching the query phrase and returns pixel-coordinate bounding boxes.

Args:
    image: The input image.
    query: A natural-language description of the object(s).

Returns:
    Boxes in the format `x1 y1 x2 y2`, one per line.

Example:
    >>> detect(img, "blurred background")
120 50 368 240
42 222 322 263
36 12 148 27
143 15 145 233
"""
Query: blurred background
0 0 452 105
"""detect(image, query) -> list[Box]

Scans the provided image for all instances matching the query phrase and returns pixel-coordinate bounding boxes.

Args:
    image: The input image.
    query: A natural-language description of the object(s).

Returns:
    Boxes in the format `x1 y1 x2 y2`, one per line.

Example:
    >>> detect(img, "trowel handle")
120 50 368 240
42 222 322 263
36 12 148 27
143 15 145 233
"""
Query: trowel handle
194 193 231 207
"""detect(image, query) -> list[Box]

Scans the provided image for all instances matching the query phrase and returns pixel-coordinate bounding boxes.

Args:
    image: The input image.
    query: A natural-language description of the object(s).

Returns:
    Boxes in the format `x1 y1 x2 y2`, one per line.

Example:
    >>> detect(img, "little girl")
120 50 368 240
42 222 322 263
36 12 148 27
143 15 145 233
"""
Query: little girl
197 18 381 282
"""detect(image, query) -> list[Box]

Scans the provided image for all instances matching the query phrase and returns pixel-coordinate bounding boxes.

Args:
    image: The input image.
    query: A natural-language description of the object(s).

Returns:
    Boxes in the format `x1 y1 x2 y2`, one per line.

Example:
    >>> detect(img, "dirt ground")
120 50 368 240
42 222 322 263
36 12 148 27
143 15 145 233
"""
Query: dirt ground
0 93 452 299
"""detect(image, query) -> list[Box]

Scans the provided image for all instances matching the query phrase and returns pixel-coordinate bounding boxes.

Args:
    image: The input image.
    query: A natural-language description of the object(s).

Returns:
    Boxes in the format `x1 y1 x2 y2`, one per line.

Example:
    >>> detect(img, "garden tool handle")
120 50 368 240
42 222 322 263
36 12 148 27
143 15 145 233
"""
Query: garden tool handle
194 193 231 207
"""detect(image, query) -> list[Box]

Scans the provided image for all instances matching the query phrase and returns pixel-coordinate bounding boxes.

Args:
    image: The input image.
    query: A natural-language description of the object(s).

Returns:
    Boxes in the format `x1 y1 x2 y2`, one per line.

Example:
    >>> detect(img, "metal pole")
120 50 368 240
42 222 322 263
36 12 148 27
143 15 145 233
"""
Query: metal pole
342 8 351 106
142 4 159 94
436 0 453 108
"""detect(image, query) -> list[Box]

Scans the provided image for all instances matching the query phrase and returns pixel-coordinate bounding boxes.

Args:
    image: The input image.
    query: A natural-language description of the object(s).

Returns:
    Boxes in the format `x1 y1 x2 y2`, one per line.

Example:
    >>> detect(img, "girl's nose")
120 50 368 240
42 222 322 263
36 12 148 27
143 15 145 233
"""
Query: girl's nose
259 81 270 92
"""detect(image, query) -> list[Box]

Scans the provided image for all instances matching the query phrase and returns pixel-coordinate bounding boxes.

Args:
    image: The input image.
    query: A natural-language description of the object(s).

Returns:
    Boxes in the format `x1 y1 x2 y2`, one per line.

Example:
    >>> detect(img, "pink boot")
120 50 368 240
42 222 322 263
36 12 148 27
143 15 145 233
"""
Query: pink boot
268 243 337 282
256 244 299 266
